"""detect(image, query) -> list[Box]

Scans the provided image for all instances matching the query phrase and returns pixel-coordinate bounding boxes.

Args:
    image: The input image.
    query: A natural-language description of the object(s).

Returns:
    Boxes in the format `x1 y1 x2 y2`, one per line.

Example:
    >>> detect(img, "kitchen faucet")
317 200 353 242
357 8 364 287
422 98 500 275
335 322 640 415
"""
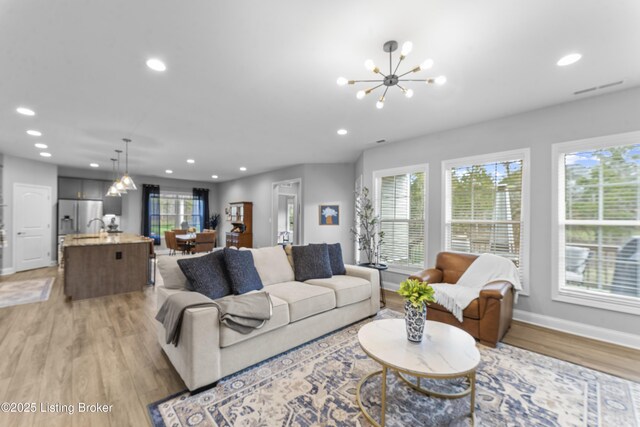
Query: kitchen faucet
87 218 106 231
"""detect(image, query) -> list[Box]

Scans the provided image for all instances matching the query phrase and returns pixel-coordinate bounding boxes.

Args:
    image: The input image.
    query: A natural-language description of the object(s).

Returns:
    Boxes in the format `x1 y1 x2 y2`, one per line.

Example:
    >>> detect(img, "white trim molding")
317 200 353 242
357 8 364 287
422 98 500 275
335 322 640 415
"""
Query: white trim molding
372 163 429 271
513 309 640 350
551 130 640 316
441 148 531 295
1 267 16 276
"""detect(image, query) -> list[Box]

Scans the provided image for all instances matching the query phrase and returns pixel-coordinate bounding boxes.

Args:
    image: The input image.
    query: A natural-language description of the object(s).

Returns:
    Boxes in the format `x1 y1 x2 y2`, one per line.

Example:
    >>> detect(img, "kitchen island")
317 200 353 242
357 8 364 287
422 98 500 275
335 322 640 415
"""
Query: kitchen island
63 233 152 300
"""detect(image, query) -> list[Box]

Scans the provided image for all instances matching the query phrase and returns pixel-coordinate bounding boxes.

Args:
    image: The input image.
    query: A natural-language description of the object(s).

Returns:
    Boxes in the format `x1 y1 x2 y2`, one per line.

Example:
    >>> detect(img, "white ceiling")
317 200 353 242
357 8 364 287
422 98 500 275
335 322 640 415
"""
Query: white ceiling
0 0 639 182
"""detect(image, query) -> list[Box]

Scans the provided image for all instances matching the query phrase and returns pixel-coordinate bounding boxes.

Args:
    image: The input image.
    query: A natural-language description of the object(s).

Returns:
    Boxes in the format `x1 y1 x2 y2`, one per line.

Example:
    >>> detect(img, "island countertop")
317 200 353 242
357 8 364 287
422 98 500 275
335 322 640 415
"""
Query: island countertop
63 233 152 247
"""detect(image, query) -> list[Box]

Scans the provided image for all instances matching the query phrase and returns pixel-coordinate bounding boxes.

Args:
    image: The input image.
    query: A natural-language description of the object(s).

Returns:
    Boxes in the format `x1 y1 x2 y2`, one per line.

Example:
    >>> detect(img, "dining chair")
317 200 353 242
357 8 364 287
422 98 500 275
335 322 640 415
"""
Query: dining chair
191 232 215 253
164 231 177 255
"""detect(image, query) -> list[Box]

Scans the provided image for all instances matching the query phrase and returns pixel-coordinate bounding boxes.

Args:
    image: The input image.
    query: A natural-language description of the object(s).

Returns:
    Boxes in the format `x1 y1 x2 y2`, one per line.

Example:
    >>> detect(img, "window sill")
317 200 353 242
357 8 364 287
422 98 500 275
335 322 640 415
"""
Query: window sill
385 266 424 275
553 287 640 316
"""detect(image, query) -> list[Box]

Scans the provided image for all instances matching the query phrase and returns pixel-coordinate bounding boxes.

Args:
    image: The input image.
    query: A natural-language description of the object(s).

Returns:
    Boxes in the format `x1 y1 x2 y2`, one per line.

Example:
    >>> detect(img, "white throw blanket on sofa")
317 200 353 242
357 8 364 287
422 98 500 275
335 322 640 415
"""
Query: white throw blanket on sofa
430 253 522 322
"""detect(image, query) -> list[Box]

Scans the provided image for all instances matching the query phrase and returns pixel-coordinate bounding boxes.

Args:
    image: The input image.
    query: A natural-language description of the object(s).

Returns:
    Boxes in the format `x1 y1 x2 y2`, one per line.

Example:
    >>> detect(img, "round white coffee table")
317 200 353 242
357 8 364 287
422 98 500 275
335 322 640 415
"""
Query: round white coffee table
356 319 481 426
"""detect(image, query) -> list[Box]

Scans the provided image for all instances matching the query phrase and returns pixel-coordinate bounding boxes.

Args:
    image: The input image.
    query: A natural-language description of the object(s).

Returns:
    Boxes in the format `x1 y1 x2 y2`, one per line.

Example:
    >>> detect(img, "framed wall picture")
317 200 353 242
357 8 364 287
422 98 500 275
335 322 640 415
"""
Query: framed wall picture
319 204 339 225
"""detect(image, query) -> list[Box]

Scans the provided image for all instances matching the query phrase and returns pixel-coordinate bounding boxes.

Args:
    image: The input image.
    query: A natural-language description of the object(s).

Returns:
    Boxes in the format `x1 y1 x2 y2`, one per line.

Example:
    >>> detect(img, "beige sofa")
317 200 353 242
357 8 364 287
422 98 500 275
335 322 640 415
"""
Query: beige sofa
156 247 380 391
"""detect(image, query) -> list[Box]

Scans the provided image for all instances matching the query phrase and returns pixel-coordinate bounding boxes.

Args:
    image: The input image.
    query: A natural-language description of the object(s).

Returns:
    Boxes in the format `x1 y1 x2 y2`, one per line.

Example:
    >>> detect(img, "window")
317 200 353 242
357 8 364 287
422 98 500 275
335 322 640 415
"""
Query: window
155 190 204 235
443 149 530 291
374 165 428 270
552 132 640 314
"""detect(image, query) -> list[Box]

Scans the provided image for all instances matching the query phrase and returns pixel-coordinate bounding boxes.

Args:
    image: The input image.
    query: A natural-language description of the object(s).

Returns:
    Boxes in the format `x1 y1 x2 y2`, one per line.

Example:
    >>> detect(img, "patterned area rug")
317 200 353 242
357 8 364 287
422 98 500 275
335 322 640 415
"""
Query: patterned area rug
149 310 640 426
0 277 54 308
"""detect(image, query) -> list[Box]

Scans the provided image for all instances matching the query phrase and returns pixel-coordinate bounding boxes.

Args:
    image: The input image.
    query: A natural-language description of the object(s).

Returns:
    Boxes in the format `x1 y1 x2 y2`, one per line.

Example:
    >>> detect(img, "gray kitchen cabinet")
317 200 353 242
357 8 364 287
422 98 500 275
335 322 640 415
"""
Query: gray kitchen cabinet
58 177 83 199
82 179 104 200
59 177 106 200
102 181 122 215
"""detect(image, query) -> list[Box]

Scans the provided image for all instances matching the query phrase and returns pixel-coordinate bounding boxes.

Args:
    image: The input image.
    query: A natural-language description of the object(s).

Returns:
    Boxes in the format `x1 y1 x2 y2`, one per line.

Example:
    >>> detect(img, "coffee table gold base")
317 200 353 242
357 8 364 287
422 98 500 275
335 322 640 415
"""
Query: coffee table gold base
356 367 476 427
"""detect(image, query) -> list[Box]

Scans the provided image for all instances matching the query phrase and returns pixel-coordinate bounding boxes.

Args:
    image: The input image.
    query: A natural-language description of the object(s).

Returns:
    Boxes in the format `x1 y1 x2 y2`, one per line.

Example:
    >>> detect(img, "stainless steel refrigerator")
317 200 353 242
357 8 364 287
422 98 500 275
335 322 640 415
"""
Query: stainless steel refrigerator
58 200 104 235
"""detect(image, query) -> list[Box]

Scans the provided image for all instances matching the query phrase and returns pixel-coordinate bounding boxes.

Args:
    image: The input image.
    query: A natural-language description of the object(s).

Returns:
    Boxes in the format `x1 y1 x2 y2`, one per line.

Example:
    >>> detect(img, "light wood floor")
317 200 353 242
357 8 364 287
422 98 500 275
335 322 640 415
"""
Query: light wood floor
0 269 638 427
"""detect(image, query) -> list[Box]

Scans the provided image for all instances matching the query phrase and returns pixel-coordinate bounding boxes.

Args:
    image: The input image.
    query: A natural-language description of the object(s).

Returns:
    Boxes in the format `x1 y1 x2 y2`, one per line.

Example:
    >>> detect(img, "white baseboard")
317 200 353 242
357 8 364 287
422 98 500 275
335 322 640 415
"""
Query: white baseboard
1 267 16 276
513 309 640 351
382 281 400 292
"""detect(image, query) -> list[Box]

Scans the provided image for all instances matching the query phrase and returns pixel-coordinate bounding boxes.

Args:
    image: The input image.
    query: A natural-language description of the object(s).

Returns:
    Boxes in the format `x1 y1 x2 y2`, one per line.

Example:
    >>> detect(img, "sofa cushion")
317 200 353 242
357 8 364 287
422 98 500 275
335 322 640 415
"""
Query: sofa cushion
328 243 346 275
177 252 232 299
219 293 290 348
223 248 264 295
266 281 336 322
243 246 295 286
305 275 371 307
292 244 332 282
157 254 197 290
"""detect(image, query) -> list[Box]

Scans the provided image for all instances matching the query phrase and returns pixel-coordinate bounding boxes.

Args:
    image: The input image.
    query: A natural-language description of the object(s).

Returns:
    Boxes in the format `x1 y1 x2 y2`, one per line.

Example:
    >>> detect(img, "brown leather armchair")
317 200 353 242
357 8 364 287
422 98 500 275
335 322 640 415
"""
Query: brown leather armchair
409 252 515 347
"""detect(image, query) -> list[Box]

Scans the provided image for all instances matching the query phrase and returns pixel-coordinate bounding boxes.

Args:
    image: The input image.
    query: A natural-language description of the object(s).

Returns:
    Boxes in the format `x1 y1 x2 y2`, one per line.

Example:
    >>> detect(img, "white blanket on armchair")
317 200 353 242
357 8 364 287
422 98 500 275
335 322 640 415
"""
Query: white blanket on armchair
430 253 522 322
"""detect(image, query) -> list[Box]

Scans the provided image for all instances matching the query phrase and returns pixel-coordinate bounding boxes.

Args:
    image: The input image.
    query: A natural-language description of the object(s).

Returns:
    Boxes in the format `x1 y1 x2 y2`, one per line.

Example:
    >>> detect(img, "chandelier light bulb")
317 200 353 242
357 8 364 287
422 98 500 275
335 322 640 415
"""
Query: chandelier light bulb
420 59 434 70
376 99 385 109
435 75 447 85
364 59 376 72
401 41 413 57
404 89 414 98
336 77 348 86
356 90 366 100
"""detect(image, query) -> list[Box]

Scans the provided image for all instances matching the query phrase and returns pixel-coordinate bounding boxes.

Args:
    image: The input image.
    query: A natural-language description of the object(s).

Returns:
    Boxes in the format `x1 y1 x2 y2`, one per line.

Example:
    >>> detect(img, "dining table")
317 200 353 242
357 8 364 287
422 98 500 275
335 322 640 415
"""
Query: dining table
175 233 197 253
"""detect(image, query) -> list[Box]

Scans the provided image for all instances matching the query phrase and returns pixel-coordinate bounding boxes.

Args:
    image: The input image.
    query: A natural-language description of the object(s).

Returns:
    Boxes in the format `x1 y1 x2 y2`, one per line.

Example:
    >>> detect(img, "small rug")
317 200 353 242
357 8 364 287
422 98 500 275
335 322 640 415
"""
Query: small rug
0 277 54 308
149 310 640 426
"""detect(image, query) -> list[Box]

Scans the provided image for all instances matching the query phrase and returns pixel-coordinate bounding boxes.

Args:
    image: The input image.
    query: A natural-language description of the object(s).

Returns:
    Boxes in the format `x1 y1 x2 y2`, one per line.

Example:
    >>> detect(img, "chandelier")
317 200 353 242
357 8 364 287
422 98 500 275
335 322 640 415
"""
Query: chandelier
337 40 446 109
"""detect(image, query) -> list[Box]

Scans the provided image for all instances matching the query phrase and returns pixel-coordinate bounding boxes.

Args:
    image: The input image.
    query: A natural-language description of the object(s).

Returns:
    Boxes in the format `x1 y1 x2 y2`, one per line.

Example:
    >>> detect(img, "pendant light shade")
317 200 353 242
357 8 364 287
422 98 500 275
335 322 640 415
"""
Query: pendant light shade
121 138 137 190
114 150 127 194
106 158 122 197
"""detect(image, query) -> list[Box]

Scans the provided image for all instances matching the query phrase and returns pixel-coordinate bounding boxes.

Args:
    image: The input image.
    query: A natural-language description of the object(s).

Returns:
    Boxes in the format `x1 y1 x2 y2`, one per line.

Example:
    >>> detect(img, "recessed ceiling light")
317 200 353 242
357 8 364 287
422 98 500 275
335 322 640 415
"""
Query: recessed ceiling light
16 107 35 116
34 143 48 149
146 58 167 72
337 129 348 136
557 53 582 66
239 167 247 171
211 175 219 179
40 152 52 157
26 130 42 136
90 163 99 168
165 169 173 174
186 159 195 164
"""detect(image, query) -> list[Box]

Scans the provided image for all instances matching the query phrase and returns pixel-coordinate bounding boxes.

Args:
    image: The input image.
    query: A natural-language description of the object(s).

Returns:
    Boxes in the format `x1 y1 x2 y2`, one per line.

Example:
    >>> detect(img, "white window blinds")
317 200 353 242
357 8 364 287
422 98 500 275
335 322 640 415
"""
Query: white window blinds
444 154 527 284
561 143 640 299
378 170 426 268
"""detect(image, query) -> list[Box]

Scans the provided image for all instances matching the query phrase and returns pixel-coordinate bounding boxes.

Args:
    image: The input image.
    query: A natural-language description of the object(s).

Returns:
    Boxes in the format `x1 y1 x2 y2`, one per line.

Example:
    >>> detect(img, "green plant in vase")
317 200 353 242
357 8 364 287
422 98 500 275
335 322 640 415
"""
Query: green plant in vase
397 278 436 342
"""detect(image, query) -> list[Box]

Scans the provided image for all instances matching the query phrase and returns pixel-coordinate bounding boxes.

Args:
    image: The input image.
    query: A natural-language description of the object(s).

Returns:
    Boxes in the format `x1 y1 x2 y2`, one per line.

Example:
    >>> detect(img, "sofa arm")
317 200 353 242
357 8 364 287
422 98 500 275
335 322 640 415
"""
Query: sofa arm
156 287 222 390
409 268 443 284
478 281 515 347
345 264 381 314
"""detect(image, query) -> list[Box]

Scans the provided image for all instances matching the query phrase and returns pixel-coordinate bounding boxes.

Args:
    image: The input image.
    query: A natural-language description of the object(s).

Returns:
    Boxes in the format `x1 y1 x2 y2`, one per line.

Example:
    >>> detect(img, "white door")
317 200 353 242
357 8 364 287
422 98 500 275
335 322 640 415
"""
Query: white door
13 184 52 272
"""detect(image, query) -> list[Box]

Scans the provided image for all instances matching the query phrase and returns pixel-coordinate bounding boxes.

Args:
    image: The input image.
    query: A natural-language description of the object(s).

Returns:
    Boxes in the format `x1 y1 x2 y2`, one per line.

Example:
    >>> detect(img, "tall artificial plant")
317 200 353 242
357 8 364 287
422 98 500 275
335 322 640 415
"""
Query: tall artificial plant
351 187 384 265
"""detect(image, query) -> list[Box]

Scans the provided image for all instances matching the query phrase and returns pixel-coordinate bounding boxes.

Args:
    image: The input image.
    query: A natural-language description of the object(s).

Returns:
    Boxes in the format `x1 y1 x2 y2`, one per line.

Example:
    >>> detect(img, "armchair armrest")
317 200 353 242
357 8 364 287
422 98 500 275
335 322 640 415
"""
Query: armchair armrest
479 281 513 300
409 268 443 284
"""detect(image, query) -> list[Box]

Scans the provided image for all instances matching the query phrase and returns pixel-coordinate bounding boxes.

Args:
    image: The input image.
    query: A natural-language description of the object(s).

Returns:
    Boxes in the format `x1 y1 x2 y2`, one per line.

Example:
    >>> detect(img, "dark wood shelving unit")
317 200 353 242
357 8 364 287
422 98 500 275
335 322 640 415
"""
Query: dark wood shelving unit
225 201 253 248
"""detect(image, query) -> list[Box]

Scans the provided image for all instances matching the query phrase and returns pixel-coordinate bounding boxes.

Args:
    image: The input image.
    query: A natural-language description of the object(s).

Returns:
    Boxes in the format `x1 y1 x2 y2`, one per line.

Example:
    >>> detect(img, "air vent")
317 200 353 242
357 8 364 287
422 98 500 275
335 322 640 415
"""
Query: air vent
574 80 624 95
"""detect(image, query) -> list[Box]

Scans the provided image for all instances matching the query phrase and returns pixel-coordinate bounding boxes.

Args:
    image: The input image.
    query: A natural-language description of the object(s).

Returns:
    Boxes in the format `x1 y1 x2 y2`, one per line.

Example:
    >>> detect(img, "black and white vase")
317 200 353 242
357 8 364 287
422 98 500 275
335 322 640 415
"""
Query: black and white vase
404 301 427 342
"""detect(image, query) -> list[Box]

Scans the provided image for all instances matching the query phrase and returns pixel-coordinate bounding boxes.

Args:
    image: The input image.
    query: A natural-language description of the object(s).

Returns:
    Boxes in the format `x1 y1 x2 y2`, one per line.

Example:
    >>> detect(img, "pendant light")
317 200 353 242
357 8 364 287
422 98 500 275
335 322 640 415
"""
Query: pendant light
121 138 137 190
114 150 127 194
105 158 122 197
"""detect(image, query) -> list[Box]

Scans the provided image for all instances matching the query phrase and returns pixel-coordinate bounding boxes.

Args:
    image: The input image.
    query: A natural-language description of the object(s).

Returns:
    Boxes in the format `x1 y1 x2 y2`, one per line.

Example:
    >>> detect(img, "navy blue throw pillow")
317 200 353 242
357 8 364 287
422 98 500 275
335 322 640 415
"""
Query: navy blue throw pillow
177 251 232 300
223 248 264 294
292 244 333 282
325 243 346 275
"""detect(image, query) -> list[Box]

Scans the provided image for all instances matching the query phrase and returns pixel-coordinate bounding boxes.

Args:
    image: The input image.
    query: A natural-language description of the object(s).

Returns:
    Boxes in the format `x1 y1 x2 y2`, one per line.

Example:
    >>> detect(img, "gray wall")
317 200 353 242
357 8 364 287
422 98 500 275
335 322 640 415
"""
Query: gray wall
360 86 640 335
217 163 356 263
57 167 218 235
2 154 58 272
